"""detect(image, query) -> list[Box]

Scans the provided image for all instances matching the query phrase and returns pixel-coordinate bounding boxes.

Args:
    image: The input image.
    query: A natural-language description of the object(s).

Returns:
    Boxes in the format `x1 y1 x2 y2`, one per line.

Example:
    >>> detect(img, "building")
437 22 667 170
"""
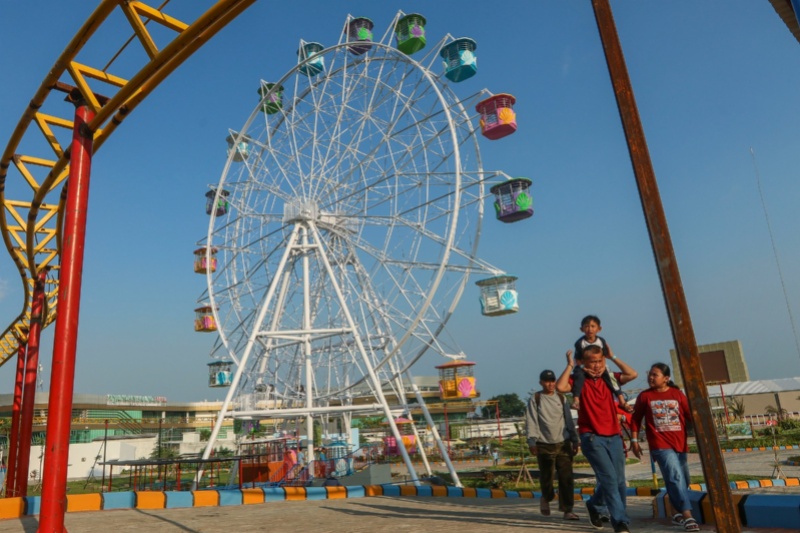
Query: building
0 392 235 448
669 339 750 387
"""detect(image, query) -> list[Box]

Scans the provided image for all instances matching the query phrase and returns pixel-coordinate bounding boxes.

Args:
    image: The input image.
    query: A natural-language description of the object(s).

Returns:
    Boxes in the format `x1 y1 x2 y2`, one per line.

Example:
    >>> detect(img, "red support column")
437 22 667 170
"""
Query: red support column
17 270 48 497
38 98 94 533
5 336 28 497
495 403 502 445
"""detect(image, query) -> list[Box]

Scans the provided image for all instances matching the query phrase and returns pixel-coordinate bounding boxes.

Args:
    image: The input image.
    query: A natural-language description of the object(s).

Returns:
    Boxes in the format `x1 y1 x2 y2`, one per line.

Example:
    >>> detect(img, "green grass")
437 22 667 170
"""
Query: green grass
25 468 236 496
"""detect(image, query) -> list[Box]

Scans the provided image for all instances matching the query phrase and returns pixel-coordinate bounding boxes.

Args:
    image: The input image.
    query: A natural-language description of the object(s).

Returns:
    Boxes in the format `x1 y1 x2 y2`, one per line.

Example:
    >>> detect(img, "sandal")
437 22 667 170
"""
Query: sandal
671 513 686 527
540 499 551 516
563 512 579 520
683 518 700 532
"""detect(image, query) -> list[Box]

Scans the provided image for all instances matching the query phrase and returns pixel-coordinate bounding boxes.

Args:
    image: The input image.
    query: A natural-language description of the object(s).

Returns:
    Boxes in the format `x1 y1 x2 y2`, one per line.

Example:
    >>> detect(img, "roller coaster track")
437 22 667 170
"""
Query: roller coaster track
0 0 255 367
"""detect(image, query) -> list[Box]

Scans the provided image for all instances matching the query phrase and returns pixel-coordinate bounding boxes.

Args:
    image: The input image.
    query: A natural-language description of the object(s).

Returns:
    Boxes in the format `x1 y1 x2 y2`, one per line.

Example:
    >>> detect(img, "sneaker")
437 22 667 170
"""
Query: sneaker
613 523 630 533
601 514 611 523
585 501 603 529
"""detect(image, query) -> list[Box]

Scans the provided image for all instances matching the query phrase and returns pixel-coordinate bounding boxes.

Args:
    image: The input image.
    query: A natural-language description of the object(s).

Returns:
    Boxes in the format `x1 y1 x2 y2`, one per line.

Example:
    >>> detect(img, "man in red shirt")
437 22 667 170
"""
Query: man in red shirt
557 344 638 532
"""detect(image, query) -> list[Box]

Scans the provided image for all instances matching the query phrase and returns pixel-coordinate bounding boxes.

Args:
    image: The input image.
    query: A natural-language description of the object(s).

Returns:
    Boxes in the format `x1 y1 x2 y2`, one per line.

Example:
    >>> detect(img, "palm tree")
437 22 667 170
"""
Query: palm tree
726 397 745 420
764 404 787 422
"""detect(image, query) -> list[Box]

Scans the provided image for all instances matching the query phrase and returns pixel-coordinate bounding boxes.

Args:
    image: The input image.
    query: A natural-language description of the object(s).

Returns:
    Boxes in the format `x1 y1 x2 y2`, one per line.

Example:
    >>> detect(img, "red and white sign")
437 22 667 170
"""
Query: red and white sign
766 419 777 427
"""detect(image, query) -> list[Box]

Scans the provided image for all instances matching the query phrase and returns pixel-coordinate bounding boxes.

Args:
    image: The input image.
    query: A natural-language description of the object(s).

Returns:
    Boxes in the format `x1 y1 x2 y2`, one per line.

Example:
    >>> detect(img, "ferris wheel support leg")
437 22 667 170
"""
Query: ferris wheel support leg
197 225 303 487
302 230 315 476
307 223 420 486
408 379 462 487
391 375 432 477
407 414 431 477
39 98 96 533
17 271 48 498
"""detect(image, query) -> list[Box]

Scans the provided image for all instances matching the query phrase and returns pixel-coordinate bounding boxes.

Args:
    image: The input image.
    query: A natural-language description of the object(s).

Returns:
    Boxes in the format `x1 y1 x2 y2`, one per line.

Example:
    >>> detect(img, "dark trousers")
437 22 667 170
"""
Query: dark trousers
537 441 575 512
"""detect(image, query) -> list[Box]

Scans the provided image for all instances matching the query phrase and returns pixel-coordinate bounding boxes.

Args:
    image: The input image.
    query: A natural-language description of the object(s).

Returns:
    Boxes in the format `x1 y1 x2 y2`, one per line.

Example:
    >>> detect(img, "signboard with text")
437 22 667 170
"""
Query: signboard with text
106 394 167 406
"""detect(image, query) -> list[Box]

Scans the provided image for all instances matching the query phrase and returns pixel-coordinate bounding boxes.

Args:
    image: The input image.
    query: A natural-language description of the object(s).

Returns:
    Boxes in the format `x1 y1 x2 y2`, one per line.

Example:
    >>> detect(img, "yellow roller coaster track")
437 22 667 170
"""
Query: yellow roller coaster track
0 0 255 367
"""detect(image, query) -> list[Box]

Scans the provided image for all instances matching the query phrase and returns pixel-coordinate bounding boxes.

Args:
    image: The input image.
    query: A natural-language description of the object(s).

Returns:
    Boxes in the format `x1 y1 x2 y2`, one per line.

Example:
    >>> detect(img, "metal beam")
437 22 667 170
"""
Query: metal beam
591 1 740 532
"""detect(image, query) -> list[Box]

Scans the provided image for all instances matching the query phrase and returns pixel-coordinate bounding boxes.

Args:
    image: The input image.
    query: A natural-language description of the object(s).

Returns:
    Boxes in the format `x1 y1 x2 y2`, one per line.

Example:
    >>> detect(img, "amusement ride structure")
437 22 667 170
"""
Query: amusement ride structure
194 12 529 486
0 1 764 532
0 3 530 530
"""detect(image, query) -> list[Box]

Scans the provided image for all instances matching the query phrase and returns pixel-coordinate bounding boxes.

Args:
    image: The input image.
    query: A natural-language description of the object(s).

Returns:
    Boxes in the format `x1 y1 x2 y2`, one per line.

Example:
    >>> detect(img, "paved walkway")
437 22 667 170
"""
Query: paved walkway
2 449 797 532
0 495 796 533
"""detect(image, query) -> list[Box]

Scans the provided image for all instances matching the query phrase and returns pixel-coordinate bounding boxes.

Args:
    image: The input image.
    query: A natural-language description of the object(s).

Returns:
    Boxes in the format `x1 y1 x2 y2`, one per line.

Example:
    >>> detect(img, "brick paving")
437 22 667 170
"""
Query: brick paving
0 496 794 533
1 450 797 532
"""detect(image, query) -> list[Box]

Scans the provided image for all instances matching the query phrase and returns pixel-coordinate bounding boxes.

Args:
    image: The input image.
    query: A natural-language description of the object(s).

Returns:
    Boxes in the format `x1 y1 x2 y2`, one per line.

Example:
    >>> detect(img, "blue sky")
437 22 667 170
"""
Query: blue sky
1 1 799 403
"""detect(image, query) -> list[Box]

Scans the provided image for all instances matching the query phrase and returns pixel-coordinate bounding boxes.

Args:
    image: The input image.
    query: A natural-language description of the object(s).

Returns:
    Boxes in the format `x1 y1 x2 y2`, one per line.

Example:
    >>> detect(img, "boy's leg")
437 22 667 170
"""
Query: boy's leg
600 370 620 396
571 368 585 408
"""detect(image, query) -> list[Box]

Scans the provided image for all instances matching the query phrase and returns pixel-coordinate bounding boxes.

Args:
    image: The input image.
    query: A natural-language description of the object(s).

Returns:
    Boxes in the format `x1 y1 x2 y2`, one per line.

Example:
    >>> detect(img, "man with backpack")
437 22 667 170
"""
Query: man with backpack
526 369 580 521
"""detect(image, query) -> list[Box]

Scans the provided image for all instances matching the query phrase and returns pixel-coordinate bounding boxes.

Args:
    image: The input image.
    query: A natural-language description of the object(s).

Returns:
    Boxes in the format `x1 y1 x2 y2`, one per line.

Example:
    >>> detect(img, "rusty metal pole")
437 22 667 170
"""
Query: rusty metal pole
590 1 740 532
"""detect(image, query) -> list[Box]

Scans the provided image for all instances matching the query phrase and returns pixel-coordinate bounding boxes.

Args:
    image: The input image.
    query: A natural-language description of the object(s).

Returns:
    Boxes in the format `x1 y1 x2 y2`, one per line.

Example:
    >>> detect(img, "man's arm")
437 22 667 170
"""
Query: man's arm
525 396 540 450
606 345 637 384
556 350 575 393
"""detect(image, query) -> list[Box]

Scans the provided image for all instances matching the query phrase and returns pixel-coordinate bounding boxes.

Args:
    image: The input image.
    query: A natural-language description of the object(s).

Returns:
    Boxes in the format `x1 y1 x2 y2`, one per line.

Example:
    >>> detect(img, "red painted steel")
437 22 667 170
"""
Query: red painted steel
17 270 47 497
5 339 27 497
38 101 95 533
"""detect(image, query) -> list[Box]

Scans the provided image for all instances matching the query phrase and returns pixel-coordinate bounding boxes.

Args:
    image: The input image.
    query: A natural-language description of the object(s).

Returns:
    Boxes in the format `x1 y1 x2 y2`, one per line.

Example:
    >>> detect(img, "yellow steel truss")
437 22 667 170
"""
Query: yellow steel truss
0 0 256 365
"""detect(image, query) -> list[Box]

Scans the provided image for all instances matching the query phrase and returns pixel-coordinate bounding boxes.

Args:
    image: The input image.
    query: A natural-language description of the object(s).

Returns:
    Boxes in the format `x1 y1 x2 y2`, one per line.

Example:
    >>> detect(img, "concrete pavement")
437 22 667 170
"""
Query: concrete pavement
0 496 718 533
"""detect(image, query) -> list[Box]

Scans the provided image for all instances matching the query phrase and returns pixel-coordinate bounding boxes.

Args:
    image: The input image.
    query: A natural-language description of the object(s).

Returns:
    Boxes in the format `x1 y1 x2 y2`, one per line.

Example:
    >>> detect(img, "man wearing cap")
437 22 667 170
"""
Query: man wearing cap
526 369 580 520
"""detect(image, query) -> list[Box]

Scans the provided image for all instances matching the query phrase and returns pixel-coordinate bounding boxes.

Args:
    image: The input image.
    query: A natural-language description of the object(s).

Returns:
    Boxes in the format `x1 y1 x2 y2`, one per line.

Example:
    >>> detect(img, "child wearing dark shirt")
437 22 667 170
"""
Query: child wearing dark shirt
570 315 631 412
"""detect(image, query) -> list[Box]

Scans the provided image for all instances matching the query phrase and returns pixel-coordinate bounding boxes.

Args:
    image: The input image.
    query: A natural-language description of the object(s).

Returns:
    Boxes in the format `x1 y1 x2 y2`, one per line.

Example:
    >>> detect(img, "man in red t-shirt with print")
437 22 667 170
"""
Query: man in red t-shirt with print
557 344 638 533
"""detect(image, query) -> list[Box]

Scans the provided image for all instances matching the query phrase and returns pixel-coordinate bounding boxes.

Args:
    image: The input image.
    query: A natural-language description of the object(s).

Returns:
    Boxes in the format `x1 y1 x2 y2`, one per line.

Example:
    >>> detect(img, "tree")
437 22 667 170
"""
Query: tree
764 404 787 420
149 444 178 460
726 397 745 420
199 428 212 442
487 393 525 418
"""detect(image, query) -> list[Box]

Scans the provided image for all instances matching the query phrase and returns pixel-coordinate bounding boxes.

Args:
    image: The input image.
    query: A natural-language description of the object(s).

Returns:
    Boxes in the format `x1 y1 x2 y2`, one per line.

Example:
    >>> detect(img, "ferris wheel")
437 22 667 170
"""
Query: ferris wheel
197 13 520 482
